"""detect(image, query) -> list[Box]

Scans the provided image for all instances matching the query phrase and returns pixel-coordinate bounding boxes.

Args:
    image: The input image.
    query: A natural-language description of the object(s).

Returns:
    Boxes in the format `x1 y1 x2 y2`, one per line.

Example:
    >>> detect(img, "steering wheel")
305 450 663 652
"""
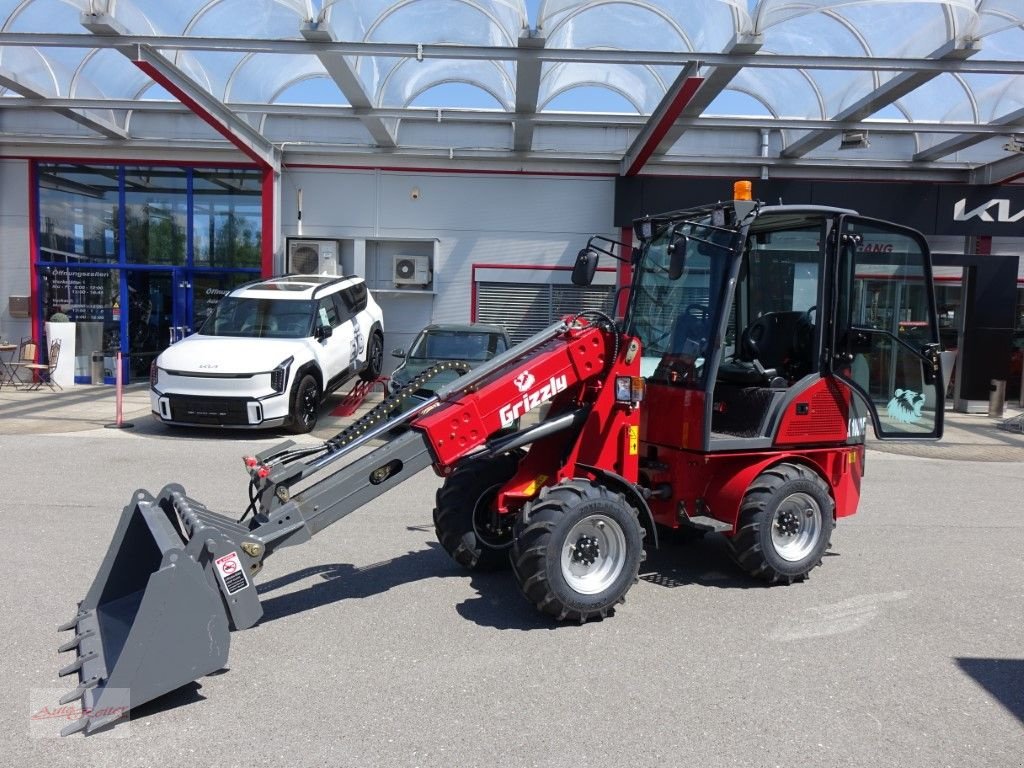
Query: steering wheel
738 318 767 362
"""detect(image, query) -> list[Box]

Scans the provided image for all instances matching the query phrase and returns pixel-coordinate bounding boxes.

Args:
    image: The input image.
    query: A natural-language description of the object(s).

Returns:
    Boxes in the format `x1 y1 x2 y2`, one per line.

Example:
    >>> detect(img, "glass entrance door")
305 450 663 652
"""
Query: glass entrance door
125 270 183 378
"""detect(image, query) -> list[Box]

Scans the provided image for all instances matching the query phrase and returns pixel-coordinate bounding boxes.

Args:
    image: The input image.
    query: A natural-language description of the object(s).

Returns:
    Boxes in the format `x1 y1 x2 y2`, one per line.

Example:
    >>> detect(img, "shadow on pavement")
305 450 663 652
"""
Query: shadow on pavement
956 657 1024 723
254 532 766 632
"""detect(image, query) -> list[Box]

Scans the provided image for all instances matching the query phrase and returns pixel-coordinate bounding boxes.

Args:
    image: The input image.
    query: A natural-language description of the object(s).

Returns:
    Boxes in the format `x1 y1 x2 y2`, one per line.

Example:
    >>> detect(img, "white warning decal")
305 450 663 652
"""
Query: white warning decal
215 551 250 595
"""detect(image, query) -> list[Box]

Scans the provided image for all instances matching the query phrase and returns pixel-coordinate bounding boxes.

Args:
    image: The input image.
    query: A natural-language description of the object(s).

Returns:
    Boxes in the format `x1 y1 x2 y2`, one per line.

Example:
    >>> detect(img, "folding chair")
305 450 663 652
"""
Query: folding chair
7 338 38 388
24 338 62 391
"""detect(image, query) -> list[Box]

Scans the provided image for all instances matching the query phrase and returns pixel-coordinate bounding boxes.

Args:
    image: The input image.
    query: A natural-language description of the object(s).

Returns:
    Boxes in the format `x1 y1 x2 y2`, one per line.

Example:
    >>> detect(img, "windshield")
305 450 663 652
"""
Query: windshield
627 216 733 385
199 297 314 339
409 330 507 361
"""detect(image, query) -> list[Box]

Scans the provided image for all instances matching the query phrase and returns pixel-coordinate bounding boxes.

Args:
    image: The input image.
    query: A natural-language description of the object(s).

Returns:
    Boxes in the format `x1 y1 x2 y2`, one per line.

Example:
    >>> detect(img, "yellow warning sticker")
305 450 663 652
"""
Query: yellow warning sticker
523 474 549 496
629 425 639 455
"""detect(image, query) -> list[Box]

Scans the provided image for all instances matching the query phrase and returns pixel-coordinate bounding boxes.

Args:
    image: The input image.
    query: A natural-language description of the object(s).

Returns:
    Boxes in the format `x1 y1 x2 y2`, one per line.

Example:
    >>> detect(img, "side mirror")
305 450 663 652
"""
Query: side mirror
392 348 406 359
571 248 598 286
315 324 333 341
668 234 688 280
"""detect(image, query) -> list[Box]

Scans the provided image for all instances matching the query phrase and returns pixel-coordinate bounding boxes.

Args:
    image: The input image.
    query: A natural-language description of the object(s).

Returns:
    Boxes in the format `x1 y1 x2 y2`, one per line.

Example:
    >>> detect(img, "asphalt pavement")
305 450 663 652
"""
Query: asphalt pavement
1 383 1022 767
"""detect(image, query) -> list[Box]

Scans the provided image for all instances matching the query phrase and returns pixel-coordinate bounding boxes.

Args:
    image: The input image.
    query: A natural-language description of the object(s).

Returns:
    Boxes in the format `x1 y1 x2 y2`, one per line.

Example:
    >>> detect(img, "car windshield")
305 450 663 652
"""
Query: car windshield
409 330 505 361
199 297 313 339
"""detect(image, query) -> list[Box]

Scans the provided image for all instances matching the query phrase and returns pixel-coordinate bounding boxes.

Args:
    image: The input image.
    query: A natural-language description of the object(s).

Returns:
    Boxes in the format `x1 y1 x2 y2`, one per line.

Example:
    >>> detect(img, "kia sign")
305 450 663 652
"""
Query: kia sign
617 177 1024 237
932 187 1024 236
953 197 1024 224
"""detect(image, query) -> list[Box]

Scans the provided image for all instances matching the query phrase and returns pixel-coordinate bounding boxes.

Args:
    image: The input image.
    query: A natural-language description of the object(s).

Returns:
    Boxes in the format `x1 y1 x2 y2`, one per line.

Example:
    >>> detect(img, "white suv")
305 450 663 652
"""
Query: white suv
150 275 384 433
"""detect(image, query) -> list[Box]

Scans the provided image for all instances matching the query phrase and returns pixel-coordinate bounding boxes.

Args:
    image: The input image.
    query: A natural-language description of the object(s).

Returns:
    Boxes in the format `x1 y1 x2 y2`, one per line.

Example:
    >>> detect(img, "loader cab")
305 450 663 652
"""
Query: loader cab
624 199 944 453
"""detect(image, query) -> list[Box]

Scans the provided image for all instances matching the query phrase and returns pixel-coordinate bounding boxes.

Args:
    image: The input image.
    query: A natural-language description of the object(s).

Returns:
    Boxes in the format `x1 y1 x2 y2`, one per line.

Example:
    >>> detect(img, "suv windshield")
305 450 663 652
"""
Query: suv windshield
409 330 506 361
200 297 314 339
627 216 733 384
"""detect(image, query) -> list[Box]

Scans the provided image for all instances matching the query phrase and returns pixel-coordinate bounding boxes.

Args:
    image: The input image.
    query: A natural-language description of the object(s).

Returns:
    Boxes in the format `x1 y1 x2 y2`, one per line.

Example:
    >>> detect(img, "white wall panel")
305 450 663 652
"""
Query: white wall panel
0 159 32 341
278 166 618 360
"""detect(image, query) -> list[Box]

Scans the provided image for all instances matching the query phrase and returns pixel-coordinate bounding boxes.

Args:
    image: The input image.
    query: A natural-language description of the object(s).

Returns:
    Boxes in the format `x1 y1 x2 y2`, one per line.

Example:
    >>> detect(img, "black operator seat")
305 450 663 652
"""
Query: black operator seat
717 311 803 387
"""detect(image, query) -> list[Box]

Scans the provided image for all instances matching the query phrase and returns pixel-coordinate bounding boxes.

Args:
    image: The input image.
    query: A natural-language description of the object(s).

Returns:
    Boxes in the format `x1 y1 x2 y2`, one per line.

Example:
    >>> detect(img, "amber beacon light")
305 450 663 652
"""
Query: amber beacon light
733 180 753 201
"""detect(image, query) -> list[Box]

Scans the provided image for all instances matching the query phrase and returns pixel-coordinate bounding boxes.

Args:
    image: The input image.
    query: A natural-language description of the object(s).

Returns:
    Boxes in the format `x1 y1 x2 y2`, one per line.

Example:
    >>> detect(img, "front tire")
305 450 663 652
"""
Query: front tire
360 331 384 382
287 373 320 434
512 480 644 622
433 451 523 571
730 463 834 584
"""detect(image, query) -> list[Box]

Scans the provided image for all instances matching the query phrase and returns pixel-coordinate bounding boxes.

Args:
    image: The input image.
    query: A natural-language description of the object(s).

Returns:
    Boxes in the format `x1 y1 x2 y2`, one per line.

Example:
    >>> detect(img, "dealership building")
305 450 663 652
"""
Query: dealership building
0 0 1022 407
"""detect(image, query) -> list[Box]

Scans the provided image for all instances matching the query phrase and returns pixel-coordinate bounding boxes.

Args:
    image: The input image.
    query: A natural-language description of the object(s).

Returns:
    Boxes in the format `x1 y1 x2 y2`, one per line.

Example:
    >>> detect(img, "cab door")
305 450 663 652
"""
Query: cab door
831 216 944 439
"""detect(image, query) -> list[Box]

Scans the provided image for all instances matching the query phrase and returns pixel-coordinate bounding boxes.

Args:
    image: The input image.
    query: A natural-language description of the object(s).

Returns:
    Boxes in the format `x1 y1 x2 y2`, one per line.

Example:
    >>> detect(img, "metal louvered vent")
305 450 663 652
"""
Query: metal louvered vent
477 282 615 344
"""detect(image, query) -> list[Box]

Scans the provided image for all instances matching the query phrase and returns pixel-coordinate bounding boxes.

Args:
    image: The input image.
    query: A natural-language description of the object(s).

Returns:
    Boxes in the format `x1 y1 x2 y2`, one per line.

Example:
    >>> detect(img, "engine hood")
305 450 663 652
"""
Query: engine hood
157 335 302 375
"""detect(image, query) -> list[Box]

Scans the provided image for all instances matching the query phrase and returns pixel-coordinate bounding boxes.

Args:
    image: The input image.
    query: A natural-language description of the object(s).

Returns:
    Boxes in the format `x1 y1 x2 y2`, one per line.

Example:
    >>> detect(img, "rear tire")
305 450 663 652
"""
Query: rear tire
287 374 320 434
360 331 384 382
512 479 644 622
730 462 834 584
433 451 523 571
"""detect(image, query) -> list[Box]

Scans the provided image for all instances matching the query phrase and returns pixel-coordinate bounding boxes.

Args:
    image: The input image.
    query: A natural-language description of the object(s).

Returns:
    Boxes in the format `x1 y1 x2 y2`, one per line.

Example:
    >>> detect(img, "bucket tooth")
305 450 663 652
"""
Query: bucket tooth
58 630 94 653
60 718 90 737
58 677 99 705
58 651 96 677
58 614 85 632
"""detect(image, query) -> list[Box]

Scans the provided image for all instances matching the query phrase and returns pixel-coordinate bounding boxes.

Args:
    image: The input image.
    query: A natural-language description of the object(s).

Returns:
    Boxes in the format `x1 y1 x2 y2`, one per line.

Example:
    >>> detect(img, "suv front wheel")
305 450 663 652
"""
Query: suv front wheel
360 331 384 381
288 373 321 434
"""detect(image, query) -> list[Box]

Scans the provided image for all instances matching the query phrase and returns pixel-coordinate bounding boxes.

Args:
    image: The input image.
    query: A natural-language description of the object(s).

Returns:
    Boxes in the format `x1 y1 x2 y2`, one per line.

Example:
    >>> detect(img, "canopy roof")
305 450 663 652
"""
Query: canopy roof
1 0 1023 182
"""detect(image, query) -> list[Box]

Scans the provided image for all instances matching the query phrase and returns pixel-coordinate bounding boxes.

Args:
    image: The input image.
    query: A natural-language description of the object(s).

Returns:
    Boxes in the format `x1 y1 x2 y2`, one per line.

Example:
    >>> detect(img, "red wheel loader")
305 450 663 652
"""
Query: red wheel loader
56 187 945 734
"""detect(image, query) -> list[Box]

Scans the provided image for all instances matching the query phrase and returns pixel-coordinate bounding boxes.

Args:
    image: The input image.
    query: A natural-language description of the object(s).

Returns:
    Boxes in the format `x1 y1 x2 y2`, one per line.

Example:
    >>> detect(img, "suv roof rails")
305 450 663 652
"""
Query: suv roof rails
311 274 359 299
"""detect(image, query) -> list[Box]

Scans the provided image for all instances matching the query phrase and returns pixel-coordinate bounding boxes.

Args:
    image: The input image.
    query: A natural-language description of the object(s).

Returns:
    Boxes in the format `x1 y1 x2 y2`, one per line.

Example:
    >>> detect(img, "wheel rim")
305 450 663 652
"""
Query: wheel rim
471 482 511 550
560 514 627 595
300 383 318 427
770 491 822 562
369 336 382 374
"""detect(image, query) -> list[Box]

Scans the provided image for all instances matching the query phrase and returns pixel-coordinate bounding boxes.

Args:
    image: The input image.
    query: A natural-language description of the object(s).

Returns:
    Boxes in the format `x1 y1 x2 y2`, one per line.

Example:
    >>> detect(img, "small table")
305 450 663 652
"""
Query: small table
0 343 20 388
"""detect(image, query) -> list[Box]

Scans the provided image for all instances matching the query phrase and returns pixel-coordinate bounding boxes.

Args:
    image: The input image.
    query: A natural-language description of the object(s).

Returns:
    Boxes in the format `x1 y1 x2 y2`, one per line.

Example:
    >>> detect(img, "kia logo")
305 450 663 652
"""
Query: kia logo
953 198 1024 223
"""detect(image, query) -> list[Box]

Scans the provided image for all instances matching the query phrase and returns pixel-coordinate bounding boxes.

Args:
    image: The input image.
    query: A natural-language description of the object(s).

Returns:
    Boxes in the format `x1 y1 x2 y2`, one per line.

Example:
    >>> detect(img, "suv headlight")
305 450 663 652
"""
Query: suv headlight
150 360 159 388
271 356 294 393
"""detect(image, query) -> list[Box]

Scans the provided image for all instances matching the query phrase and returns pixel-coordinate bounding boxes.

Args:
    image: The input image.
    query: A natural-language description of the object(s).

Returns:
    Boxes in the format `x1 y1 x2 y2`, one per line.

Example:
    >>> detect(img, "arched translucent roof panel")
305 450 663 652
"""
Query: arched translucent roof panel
752 0 976 38
378 57 515 109
537 1 747 115
971 0 1023 37
752 1 978 121
170 0 312 102
538 0 747 49
73 48 153 100
907 6 1024 157
540 57 669 113
1 0 87 96
322 0 523 108
107 0 312 36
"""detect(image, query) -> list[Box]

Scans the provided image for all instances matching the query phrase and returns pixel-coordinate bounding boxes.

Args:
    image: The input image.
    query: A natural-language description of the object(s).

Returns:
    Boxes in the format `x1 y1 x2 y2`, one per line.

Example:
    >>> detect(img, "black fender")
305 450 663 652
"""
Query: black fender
292 361 323 394
576 463 658 549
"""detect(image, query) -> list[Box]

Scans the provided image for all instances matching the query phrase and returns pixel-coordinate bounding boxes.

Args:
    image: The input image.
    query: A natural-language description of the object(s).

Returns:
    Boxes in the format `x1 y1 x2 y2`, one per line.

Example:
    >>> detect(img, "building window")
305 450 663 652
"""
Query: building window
38 164 120 265
124 167 188 265
192 169 262 269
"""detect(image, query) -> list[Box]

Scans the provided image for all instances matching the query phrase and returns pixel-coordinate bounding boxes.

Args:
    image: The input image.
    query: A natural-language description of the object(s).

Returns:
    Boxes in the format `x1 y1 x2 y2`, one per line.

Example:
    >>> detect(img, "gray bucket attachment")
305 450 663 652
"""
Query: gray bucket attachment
57 485 264 735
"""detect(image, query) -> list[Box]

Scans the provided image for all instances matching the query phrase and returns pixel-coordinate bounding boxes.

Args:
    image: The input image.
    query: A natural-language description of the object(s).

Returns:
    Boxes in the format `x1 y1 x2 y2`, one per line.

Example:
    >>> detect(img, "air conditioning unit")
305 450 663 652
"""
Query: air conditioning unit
287 239 338 276
393 254 431 286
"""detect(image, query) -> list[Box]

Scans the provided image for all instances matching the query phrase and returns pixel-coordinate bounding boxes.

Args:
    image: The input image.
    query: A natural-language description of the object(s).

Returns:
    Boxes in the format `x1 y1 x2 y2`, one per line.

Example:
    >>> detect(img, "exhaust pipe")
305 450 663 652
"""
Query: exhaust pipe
56 485 263 735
